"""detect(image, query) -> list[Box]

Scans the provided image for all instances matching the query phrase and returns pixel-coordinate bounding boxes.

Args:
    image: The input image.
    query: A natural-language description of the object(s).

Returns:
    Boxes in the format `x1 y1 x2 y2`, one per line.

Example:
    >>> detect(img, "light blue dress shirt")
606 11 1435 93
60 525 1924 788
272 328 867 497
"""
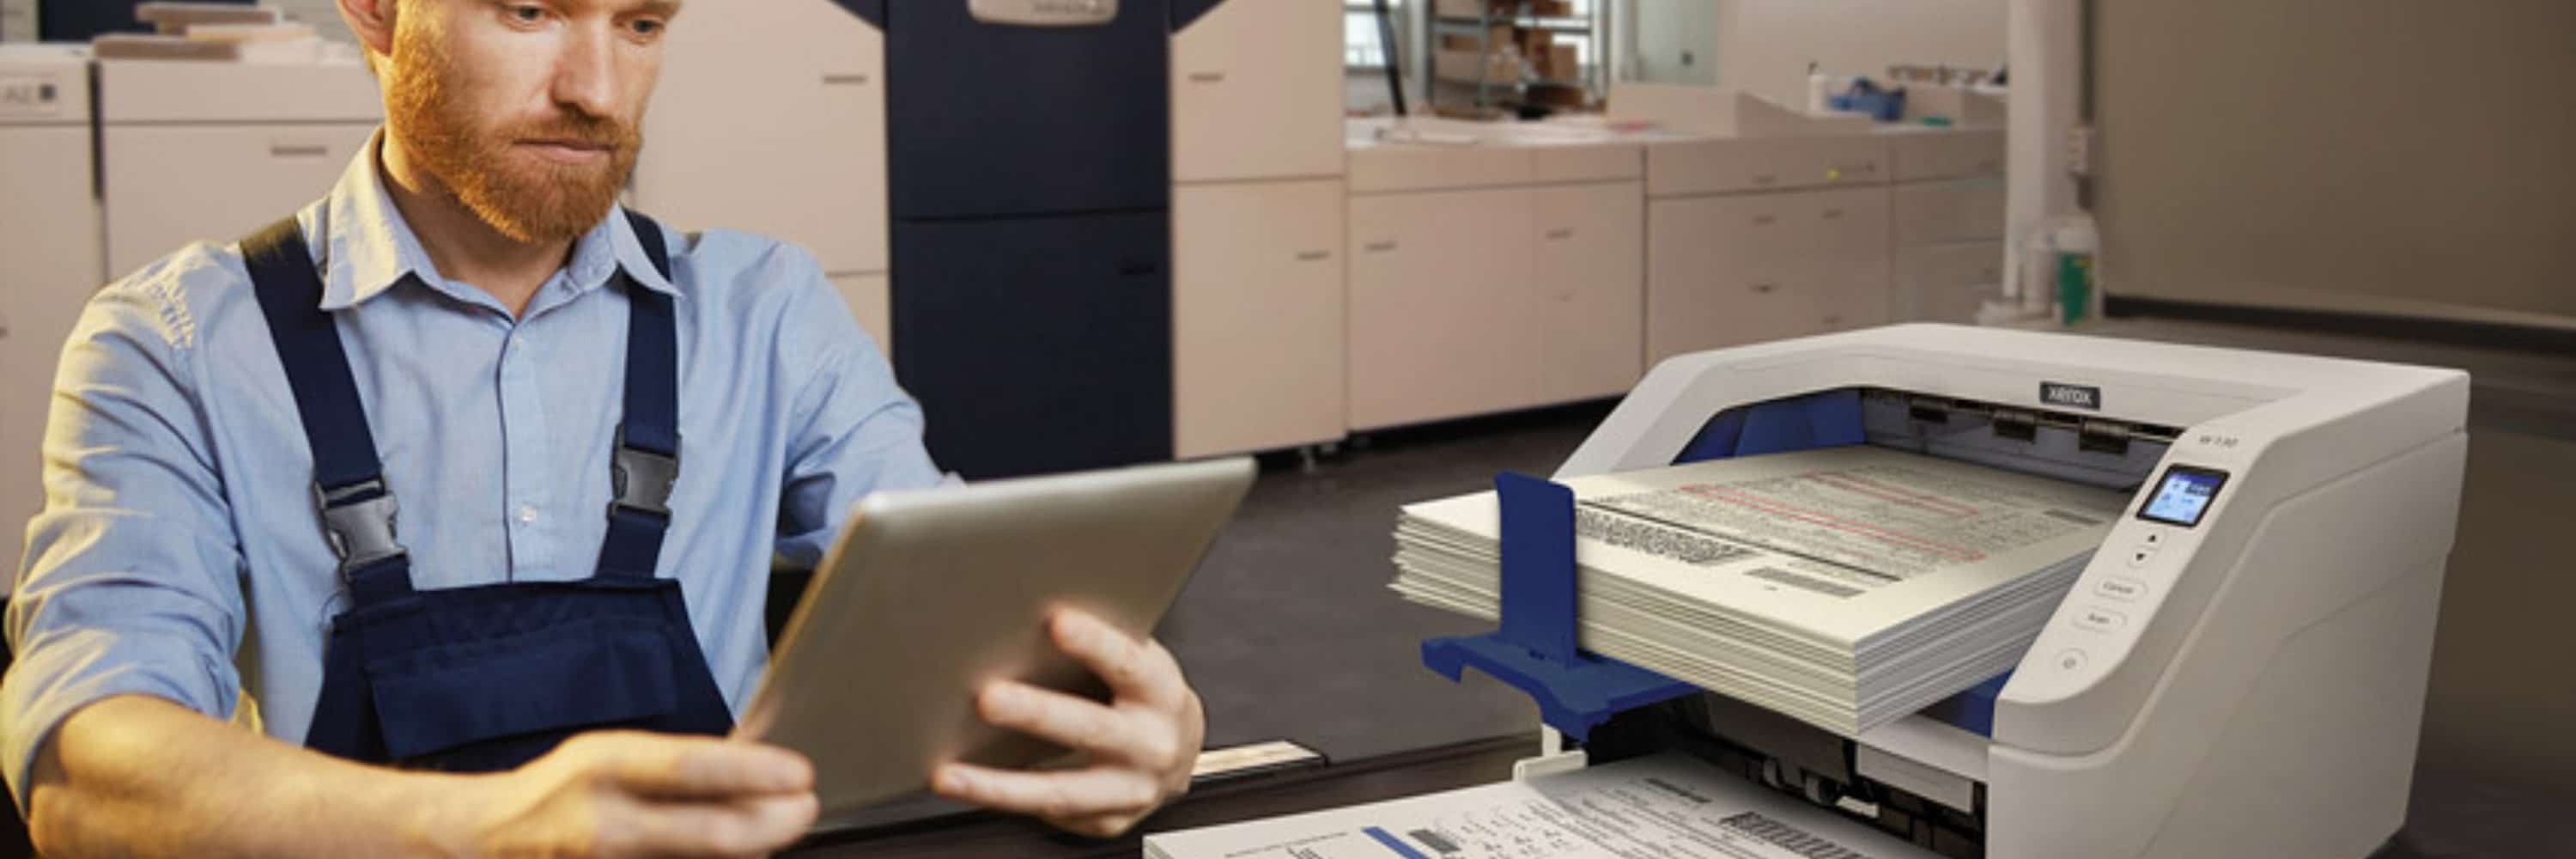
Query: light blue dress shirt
3 133 946 801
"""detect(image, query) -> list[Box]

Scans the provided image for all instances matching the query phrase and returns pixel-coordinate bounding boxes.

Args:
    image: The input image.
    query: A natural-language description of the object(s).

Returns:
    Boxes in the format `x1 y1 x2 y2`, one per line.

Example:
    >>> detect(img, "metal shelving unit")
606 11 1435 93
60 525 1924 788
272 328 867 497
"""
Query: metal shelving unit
1426 0 1603 113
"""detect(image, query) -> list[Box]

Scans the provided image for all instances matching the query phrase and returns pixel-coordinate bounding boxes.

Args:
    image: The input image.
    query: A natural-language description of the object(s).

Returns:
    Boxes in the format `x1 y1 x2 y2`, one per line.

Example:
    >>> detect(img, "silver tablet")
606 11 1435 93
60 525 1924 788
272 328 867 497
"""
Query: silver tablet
736 457 1257 824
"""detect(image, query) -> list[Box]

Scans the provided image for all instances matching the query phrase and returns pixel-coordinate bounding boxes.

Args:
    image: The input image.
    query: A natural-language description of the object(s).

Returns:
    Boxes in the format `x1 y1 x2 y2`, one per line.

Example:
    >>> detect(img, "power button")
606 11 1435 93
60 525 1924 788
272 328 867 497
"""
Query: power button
2054 649 2088 672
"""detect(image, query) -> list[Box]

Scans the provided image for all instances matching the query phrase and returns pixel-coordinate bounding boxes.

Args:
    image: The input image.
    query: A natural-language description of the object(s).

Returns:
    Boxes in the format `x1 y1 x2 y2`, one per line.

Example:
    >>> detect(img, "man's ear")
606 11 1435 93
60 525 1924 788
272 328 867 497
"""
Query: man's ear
337 0 398 59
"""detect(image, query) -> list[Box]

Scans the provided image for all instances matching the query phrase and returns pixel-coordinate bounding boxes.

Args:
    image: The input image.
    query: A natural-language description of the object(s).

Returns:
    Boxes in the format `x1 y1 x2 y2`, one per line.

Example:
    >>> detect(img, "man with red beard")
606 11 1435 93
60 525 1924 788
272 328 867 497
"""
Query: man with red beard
1 1 1206 856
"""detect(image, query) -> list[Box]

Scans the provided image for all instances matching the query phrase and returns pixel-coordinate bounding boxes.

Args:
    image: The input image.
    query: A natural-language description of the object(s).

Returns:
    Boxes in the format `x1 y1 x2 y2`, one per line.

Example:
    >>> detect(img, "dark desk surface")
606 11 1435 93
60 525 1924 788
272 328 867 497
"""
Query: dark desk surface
787 735 1527 859
788 734 2576 859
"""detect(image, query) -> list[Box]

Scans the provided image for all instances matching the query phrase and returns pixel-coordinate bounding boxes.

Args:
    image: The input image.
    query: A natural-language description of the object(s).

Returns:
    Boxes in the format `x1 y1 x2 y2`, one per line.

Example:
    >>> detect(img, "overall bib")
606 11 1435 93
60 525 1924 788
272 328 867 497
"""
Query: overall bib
242 212 735 771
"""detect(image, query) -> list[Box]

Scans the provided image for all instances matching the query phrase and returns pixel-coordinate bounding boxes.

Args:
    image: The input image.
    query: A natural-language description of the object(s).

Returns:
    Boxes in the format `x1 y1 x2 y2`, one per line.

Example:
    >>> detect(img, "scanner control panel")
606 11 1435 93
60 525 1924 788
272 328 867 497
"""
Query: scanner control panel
2034 464 2233 691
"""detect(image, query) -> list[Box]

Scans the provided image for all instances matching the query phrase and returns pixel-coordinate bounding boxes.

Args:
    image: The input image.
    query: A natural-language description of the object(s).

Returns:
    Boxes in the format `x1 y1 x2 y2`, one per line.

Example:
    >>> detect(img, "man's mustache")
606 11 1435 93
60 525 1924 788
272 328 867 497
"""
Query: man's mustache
509 116 637 149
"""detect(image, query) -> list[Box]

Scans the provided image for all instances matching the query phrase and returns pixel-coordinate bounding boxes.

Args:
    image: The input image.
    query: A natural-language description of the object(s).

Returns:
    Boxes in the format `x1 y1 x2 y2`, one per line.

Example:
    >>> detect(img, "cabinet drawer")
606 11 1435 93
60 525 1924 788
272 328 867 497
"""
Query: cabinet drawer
1646 134 1888 198
1649 187 1888 270
1890 130 2005 182
1647 265 1821 362
103 123 375 277
1893 178 2005 246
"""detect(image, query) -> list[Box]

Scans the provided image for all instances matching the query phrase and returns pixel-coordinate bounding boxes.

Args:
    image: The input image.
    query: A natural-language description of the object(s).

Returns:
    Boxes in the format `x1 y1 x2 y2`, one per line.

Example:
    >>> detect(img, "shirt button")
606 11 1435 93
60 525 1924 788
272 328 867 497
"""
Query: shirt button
516 505 539 525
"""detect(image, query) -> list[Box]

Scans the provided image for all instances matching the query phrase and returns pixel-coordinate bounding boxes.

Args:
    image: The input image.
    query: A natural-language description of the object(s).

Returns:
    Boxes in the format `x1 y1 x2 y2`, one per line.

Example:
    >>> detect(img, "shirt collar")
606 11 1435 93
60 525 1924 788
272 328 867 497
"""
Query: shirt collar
313 128 677 312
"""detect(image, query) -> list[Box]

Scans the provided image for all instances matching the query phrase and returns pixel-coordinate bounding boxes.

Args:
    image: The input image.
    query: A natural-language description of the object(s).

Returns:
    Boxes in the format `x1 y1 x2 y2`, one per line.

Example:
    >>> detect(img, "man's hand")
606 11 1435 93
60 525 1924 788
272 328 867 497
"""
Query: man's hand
931 608 1207 838
448 731 820 858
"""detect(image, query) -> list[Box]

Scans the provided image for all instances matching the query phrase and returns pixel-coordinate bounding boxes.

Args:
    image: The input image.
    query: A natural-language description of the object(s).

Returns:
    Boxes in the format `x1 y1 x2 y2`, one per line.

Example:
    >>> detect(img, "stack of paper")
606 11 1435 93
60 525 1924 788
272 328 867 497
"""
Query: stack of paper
1145 752 1941 859
1392 445 2127 735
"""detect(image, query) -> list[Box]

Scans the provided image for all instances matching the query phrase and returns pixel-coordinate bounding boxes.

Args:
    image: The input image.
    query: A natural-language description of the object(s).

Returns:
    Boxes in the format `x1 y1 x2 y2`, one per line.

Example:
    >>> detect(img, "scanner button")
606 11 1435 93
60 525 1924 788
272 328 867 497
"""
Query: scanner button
2142 531 2164 546
2097 576 2148 602
2075 606 2128 633
2125 545 2157 568
2055 649 2088 672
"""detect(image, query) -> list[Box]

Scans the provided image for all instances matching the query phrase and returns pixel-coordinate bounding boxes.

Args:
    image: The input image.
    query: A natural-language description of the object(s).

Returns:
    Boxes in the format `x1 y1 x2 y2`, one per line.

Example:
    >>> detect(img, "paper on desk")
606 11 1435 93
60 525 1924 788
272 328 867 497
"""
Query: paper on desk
1142 752 1941 859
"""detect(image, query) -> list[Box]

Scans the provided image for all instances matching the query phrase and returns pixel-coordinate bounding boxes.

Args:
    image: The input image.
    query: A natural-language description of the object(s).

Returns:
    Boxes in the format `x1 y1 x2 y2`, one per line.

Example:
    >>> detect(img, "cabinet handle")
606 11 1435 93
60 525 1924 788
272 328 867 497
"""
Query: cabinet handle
822 73 872 86
1821 208 1844 220
1751 215 1776 226
1363 241 1399 253
1751 173 1778 186
269 144 330 159
1752 283 1779 294
1188 71 1226 84
1295 250 1332 262
1544 228 1575 241
1824 314 1844 326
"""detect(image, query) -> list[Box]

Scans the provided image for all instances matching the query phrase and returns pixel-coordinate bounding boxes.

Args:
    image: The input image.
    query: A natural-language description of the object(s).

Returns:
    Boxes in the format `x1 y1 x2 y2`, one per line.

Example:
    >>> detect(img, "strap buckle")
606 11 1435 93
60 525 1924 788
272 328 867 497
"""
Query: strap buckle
611 431 680 519
313 478 407 576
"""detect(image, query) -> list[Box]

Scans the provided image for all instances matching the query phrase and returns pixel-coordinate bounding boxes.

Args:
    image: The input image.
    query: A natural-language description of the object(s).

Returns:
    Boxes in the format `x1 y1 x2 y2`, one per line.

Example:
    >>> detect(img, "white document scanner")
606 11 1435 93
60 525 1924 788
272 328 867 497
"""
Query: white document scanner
1433 323 2468 859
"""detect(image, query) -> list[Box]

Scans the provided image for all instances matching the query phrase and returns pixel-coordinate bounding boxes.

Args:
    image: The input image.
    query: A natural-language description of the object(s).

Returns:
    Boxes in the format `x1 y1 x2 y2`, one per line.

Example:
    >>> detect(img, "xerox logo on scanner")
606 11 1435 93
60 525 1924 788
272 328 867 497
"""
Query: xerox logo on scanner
2041 381 2102 411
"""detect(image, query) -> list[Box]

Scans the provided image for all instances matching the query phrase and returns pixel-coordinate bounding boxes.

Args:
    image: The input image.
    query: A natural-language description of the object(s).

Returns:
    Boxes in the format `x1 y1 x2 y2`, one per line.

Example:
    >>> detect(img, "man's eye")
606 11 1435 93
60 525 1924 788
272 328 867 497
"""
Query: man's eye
629 18 665 36
506 4 546 24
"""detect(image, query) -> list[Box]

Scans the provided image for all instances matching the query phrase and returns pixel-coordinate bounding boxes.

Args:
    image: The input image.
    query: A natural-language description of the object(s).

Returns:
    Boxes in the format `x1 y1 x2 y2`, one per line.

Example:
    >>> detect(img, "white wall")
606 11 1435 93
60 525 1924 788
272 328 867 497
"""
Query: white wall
1710 0 2007 106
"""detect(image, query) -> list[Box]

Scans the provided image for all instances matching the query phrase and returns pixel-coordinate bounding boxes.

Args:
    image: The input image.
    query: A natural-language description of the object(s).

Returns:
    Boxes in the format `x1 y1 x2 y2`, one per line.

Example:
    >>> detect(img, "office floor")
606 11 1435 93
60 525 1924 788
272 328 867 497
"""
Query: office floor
1152 322 2576 856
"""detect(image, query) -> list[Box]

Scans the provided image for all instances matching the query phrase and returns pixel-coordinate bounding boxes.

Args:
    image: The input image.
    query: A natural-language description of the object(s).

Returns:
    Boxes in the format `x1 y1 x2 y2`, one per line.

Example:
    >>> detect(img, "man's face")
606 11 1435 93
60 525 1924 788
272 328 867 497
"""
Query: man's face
381 0 677 243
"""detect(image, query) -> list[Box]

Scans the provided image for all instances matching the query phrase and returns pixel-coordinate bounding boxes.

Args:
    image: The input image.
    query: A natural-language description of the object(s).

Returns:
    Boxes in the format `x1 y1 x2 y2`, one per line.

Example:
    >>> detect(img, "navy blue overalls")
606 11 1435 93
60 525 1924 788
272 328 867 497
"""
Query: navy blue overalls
240 212 735 771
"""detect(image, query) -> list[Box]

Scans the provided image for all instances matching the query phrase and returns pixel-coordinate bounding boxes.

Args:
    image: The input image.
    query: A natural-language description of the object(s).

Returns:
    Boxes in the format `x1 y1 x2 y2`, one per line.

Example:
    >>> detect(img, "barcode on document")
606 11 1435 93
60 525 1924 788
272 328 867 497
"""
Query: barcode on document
1720 812 1875 859
1745 567 1863 598
1576 506 1759 566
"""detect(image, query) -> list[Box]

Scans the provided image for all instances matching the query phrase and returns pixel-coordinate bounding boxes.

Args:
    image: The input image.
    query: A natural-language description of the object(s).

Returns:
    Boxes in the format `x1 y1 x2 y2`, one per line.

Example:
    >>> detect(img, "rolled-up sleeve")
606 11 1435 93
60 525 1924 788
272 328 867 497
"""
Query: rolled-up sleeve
765 249 948 569
3 278 246 809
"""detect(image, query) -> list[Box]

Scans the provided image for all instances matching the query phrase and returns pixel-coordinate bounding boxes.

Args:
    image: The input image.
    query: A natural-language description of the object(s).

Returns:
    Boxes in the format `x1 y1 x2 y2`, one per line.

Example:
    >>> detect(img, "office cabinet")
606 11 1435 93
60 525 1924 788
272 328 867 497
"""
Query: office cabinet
1 46 97 580
103 123 374 277
1645 186 1889 362
828 273 890 353
1172 0 1342 183
1645 134 1888 198
1530 182 1644 405
1173 180 1345 457
1347 189 1540 430
1348 176 1647 430
1888 129 2005 182
1888 130 2005 324
1893 178 2006 246
637 0 886 276
98 58 380 277
1898 241 2005 323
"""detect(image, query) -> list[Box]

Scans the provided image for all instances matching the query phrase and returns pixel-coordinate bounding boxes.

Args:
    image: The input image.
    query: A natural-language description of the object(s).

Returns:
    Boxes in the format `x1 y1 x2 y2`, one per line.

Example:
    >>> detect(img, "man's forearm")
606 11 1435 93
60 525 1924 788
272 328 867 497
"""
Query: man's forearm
27 695 474 858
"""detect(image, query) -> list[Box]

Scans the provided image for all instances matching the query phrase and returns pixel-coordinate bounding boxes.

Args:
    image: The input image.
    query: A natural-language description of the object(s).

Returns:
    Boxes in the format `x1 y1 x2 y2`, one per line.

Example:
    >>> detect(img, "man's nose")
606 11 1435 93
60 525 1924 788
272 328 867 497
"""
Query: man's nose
550 24 619 122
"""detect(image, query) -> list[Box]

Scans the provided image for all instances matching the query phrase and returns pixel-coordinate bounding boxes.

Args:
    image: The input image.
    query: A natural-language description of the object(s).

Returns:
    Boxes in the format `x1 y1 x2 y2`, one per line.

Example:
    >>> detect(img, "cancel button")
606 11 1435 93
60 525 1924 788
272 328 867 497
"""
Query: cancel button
2096 576 2148 602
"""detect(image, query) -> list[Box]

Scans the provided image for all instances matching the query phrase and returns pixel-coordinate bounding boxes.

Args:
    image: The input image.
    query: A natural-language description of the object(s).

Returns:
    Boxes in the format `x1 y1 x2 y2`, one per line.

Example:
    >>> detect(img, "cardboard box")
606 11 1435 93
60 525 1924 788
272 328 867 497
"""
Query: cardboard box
1434 0 1499 19
1542 45 1580 81
1435 47 1523 84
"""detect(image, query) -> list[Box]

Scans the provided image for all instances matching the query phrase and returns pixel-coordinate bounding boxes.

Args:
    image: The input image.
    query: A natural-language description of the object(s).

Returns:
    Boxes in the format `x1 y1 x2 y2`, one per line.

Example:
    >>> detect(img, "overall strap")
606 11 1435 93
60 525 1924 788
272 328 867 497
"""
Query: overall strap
597 211 681 580
243 218 415 605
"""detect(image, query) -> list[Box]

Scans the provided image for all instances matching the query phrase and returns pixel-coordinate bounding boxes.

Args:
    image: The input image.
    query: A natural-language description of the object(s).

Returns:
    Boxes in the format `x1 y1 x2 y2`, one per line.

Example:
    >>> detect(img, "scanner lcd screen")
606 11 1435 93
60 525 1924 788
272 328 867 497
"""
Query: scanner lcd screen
2138 466 2227 527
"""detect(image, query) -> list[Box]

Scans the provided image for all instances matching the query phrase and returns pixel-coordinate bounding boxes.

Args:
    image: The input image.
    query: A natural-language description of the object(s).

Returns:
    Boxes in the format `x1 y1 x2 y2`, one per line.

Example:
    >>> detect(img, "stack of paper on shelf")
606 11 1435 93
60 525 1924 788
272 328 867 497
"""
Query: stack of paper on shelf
1392 444 2128 735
